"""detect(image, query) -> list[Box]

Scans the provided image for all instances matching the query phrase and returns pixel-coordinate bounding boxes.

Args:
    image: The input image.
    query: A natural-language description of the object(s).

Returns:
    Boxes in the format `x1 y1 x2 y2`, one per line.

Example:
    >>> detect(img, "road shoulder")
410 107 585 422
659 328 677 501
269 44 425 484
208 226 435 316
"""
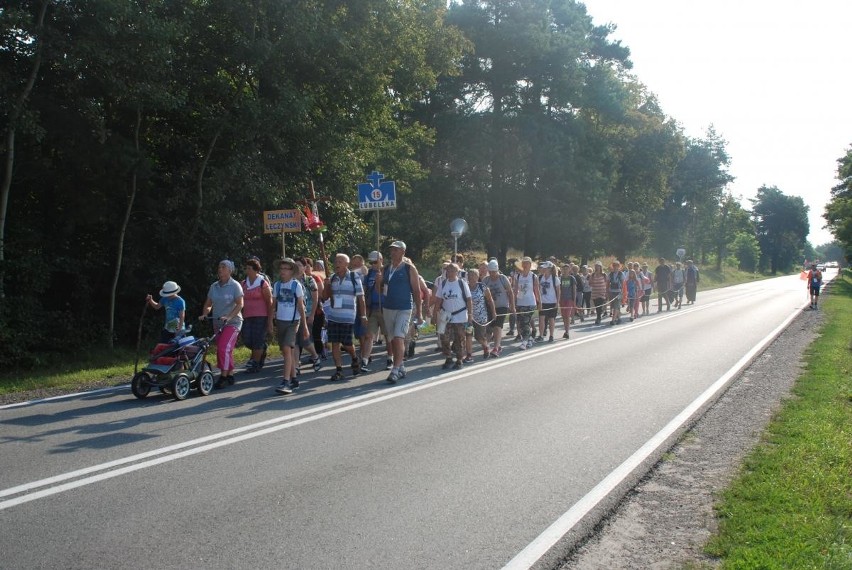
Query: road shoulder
559 306 823 569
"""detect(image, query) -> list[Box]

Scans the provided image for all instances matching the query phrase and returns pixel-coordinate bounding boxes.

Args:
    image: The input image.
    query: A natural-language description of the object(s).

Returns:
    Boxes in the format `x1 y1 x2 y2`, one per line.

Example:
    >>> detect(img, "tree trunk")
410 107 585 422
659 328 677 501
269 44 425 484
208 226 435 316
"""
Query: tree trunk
189 127 221 238
0 0 50 299
108 107 143 348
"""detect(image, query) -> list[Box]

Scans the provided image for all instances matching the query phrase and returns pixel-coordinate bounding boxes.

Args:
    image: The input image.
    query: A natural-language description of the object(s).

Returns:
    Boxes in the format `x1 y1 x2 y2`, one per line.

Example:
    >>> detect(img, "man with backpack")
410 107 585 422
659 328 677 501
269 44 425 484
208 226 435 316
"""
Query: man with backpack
434 263 473 370
806 263 823 309
322 253 367 381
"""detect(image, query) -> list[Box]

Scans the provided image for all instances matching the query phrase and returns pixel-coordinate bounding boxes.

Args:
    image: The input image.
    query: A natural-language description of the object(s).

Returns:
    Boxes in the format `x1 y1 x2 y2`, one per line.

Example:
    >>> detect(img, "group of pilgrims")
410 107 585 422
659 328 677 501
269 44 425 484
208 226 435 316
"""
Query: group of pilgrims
147 241 700 395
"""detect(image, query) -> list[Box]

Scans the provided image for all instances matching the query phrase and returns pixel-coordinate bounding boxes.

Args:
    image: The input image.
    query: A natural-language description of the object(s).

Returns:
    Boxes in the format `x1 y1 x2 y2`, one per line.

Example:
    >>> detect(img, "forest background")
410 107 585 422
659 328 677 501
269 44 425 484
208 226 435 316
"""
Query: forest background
1 0 849 368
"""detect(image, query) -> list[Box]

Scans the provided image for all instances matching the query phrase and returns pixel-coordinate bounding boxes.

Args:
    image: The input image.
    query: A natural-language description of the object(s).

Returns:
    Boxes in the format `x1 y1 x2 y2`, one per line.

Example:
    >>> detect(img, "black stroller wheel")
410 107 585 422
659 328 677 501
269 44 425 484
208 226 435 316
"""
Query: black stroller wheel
172 373 192 401
131 372 152 399
197 363 214 396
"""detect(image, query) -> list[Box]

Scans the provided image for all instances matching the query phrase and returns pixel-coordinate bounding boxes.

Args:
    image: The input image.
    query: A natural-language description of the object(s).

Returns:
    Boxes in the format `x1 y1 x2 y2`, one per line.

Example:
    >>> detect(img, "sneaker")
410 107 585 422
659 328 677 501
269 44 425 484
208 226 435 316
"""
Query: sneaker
312 357 322 372
351 362 361 376
548 336 554 343
330 370 344 382
386 358 393 370
399 366 407 378
452 361 462 370
527 338 535 348
562 331 569 339
463 354 474 363
490 347 500 358
245 359 257 371
386 371 399 384
534 336 543 343
519 341 528 351
442 358 454 369
496 346 503 356
226 375 236 386
483 349 490 360
289 379 300 389
275 381 293 395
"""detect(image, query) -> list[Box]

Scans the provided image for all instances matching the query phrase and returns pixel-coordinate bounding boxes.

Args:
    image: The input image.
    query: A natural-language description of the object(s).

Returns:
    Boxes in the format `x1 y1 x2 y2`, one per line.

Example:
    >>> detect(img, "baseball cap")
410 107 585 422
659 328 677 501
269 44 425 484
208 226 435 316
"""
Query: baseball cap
390 240 406 250
368 251 380 261
487 260 499 271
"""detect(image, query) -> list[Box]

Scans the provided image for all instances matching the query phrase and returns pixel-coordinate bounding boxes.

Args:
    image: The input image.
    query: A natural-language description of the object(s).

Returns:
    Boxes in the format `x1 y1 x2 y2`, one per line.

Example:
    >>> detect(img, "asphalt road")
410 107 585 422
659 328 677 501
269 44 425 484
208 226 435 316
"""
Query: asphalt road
0 273 820 569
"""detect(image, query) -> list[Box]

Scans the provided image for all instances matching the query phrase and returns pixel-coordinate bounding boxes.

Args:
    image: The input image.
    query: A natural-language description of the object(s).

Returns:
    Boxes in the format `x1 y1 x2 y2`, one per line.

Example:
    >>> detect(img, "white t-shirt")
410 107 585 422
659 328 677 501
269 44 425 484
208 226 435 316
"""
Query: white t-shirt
539 274 558 304
515 272 538 306
439 278 471 324
274 279 305 322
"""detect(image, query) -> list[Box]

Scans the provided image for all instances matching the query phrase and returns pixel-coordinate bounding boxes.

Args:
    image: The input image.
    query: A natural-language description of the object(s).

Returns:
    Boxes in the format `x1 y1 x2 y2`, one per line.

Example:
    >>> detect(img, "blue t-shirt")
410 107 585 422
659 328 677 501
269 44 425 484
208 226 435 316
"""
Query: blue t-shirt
382 262 413 310
160 295 186 332
365 268 383 308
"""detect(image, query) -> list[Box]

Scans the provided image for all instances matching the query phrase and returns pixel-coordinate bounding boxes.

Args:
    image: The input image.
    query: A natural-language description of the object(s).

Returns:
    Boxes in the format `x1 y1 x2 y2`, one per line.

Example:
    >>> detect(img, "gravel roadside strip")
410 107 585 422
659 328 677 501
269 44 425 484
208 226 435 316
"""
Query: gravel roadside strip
559 306 824 569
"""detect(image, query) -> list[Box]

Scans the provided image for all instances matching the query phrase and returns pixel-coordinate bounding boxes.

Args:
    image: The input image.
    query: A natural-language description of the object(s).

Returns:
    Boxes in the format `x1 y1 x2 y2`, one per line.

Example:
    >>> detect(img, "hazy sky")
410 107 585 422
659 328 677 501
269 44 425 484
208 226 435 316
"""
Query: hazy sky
581 0 852 245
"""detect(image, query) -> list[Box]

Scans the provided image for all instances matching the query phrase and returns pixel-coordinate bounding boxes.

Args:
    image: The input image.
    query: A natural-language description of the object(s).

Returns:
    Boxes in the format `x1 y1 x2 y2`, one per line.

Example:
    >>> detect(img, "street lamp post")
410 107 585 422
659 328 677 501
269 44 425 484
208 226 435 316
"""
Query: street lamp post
450 218 468 260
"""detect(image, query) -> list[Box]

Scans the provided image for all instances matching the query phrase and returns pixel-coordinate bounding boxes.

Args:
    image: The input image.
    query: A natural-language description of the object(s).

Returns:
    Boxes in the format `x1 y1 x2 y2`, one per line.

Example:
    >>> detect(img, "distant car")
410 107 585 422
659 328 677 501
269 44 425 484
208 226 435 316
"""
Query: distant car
816 264 826 271
826 261 839 268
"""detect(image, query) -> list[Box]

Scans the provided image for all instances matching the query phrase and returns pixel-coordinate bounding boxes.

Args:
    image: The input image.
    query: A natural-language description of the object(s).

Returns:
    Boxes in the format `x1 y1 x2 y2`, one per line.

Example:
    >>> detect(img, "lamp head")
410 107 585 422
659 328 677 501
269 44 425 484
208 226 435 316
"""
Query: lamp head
449 218 468 236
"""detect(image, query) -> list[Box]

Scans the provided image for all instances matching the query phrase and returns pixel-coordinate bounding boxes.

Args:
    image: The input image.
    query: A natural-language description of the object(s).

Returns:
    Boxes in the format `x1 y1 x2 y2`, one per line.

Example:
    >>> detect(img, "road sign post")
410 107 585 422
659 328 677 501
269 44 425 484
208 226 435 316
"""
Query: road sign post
358 171 397 248
263 208 302 258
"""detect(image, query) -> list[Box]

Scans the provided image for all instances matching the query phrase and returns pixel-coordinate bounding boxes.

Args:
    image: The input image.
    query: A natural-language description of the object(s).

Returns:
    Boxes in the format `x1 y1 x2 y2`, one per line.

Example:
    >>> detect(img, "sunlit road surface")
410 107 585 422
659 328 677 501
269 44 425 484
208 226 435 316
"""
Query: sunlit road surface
0 272 832 569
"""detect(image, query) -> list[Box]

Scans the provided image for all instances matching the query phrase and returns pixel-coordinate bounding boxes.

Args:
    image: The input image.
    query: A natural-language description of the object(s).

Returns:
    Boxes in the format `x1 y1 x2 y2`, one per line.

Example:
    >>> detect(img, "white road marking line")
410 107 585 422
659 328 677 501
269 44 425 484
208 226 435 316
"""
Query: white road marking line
501 302 807 570
0 289 764 511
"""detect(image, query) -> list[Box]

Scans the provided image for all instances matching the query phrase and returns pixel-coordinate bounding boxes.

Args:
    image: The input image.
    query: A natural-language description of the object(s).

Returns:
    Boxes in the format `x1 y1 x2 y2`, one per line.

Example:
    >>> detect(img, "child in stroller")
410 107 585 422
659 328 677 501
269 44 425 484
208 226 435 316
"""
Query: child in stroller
132 329 219 401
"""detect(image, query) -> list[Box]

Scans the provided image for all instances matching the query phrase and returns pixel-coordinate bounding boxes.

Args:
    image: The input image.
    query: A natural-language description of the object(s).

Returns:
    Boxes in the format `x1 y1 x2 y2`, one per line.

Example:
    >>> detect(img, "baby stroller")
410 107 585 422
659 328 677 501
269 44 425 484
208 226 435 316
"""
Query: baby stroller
131 330 218 401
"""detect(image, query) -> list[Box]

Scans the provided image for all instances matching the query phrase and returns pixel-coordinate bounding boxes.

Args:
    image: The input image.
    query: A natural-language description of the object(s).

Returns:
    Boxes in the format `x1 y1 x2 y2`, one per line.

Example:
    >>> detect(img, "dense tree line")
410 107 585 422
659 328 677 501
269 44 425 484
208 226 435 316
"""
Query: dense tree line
825 145 852 262
0 0 819 366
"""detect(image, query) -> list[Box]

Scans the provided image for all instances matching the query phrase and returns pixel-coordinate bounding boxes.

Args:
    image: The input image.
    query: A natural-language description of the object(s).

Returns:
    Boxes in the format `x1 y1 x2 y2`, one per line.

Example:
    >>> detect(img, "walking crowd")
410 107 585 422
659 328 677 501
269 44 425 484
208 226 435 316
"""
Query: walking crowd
146 241 701 396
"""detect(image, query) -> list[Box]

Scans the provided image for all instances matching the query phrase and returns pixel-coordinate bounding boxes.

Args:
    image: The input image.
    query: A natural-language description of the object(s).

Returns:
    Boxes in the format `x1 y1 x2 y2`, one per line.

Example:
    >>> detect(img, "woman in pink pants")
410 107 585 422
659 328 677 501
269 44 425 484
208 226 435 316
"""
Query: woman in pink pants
201 260 244 388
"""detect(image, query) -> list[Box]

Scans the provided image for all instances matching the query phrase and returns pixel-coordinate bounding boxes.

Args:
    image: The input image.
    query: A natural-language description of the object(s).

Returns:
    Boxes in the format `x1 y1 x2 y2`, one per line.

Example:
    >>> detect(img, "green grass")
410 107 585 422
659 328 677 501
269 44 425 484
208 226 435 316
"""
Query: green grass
704 269 852 568
0 345 253 397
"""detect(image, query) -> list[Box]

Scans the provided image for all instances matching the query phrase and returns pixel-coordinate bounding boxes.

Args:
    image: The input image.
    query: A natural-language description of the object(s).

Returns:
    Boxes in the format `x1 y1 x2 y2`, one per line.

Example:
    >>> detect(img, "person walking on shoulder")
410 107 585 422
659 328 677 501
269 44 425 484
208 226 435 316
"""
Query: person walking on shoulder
513 256 540 349
272 258 309 394
607 261 625 325
559 263 577 338
146 281 186 343
322 253 367 381
684 260 699 305
466 268 495 359
200 260 244 388
435 263 472 370
240 258 273 372
588 262 607 325
672 261 686 309
806 263 823 309
536 261 559 342
654 258 672 312
374 240 422 384
481 259 515 357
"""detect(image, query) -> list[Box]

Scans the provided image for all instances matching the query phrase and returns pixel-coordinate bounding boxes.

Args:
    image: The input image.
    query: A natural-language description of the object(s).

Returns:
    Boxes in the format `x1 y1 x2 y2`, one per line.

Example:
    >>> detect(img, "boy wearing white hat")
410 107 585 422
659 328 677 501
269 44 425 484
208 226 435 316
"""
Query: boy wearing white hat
146 281 186 343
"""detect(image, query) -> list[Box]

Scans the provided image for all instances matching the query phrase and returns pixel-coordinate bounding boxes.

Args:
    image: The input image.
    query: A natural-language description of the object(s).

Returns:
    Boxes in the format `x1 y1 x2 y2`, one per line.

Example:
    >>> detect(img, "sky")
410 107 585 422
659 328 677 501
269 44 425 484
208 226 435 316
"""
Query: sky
581 0 852 245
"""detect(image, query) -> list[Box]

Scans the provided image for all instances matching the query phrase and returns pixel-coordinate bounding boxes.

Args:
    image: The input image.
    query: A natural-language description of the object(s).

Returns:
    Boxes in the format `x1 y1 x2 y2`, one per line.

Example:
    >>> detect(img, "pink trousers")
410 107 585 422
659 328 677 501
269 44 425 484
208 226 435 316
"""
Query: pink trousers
216 325 240 372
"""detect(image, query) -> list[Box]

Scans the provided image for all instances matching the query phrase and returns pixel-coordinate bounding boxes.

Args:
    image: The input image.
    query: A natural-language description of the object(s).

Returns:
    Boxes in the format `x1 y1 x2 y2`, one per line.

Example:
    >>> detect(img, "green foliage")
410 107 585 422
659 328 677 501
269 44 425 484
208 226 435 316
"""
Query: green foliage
0 0 815 366
752 185 810 274
824 145 852 263
730 232 761 272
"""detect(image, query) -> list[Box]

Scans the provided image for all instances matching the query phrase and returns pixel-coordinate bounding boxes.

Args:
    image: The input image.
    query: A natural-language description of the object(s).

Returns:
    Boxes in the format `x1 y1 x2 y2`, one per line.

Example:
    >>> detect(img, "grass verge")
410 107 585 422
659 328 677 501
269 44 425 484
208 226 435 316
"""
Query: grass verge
704 269 852 567
0 345 253 397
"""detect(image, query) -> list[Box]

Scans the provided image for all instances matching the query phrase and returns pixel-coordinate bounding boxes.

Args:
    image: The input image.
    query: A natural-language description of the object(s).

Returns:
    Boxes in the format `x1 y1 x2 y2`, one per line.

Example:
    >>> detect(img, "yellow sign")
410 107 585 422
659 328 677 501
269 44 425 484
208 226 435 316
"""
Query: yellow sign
262 209 302 234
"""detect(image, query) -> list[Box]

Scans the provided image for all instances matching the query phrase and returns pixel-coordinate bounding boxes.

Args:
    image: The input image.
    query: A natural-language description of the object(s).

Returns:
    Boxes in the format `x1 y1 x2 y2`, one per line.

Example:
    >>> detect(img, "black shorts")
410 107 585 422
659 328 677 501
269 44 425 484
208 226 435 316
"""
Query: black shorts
540 303 557 319
491 306 509 328
327 320 354 346
241 316 268 350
